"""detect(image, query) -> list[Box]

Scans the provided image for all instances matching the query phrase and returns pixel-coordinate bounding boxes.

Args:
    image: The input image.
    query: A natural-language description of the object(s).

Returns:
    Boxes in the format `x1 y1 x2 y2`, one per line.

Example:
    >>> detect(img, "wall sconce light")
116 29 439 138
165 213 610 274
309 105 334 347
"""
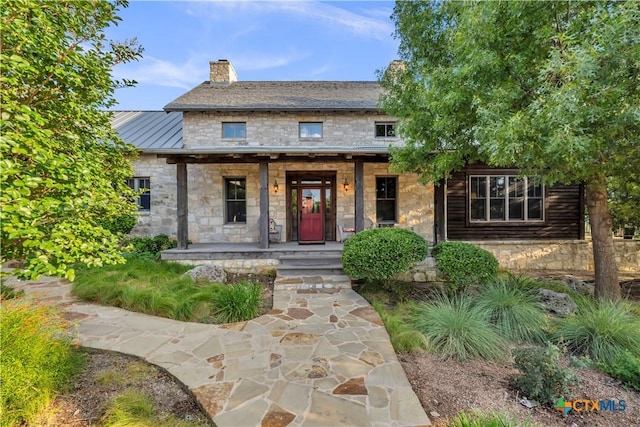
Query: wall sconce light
343 178 349 192
273 179 279 193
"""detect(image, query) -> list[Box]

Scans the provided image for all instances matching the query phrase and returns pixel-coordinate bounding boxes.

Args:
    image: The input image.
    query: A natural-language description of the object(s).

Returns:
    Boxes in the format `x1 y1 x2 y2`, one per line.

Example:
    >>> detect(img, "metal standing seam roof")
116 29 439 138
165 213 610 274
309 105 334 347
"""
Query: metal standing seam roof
163 81 384 112
110 111 183 150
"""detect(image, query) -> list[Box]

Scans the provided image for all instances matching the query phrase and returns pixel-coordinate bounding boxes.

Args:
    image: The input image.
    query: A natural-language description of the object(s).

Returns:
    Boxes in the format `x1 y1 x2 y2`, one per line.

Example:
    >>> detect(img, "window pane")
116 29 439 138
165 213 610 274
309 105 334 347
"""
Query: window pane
226 179 246 200
376 177 396 199
386 124 396 137
226 201 246 223
222 123 246 139
471 199 486 220
528 199 543 220
470 177 486 198
509 198 524 220
375 124 386 137
490 199 505 220
139 192 151 211
376 200 396 222
528 183 543 198
299 123 322 138
489 177 505 197
509 177 524 198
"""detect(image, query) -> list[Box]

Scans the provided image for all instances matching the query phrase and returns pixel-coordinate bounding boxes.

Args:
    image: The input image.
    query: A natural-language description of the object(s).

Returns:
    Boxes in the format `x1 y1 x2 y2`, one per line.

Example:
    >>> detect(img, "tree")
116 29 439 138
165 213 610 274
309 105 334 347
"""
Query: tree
1 0 143 280
380 1 640 301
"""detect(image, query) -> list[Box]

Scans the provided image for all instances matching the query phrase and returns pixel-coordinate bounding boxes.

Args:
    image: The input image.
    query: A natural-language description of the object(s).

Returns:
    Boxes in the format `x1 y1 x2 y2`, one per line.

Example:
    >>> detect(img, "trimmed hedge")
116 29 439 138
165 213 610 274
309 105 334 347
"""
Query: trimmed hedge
341 227 428 282
431 241 498 289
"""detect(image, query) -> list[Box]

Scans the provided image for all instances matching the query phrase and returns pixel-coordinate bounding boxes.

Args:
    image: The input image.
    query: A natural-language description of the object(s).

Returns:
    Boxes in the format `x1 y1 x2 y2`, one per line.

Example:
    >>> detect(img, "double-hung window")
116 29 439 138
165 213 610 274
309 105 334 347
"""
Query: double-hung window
127 177 150 211
376 177 397 223
299 122 323 139
470 175 544 222
222 122 246 139
375 122 396 138
225 178 246 223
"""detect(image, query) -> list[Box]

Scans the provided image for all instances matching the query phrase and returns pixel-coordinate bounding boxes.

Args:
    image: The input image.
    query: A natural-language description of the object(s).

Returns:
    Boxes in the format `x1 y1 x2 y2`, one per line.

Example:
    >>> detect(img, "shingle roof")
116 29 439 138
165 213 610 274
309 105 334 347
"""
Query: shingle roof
110 111 182 151
164 81 383 112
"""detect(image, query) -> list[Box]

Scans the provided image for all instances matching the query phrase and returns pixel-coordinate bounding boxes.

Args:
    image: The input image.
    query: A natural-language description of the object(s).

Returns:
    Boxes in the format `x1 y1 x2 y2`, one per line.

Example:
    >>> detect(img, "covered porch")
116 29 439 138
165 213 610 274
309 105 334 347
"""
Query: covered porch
161 147 391 250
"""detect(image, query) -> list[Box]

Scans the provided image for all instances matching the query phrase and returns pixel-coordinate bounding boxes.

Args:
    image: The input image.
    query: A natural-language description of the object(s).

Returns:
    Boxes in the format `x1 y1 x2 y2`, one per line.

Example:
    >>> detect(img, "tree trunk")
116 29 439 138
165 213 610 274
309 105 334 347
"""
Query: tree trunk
586 179 620 301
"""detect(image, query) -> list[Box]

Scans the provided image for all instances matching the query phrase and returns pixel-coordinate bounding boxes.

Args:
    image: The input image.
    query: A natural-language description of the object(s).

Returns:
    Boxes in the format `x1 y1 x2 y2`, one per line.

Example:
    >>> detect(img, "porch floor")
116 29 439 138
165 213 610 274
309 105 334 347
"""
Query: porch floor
162 241 345 261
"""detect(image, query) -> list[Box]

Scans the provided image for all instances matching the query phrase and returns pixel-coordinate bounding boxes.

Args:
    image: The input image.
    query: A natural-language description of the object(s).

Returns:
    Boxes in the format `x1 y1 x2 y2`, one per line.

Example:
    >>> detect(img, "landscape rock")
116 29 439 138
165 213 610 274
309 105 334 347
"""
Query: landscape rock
562 275 595 296
537 288 578 316
185 265 227 284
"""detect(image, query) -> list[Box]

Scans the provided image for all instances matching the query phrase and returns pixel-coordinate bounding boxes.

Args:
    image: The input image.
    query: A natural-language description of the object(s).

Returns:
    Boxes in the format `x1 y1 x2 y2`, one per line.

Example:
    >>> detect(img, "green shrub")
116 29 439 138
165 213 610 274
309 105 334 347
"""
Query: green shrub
446 410 540 427
553 301 640 362
342 227 428 282
125 234 177 259
372 301 428 353
512 344 576 406
431 241 499 290
212 281 263 323
475 279 548 343
596 350 640 391
411 293 507 361
1 301 85 426
98 213 138 236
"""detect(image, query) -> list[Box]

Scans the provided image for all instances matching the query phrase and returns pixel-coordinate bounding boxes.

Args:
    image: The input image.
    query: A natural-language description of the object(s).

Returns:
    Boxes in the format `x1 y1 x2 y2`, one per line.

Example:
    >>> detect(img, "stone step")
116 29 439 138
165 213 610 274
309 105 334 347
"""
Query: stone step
276 264 345 276
279 255 342 267
274 273 352 290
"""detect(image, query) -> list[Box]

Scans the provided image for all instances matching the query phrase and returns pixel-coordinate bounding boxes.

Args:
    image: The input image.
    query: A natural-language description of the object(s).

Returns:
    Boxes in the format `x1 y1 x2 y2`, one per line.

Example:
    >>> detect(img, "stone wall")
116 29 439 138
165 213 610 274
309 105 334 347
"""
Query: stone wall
182 111 402 149
173 258 279 274
130 155 177 237
470 239 640 273
363 164 434 243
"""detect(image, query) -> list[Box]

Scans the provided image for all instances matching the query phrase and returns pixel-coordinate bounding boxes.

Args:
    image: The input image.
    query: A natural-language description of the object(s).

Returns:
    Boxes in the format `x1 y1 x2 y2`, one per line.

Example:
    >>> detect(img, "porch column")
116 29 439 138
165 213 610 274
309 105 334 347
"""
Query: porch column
355 159 365 232
176 163 188 249
259 160 270 249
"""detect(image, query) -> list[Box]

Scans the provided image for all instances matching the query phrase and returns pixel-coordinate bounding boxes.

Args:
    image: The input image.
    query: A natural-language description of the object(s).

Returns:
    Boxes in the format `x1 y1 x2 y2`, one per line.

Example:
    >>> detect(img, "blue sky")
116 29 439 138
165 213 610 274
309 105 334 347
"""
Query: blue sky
107 1 399 110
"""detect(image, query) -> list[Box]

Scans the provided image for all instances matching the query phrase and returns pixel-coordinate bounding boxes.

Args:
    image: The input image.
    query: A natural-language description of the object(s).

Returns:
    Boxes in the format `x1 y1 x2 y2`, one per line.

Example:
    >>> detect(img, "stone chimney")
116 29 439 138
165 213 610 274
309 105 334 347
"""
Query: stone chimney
209 59 238 85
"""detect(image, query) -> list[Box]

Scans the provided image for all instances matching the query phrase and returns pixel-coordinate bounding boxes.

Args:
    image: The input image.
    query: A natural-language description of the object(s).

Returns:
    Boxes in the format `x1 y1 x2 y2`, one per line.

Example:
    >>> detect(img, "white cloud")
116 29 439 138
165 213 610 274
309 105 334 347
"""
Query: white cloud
184 1 394 41
231 49 311 71
112 56 205 89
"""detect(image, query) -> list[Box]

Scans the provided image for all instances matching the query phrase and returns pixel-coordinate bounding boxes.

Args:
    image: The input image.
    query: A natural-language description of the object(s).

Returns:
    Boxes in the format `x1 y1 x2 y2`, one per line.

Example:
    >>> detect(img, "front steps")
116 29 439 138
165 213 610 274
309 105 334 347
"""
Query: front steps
274 251 352 290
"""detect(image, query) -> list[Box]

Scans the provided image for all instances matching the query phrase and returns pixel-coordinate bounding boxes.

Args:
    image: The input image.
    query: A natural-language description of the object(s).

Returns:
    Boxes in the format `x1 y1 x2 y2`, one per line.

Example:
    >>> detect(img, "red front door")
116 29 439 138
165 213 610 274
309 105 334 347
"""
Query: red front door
299 187 324 243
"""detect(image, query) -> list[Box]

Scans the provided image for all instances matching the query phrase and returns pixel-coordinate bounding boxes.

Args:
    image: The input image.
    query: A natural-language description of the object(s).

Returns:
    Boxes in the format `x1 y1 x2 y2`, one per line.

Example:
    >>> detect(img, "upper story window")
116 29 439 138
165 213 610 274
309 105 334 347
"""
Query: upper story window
375 122 396 138
376 176 397 223
470 175 544 222
225 177 246 223
127 177 150 211
299 122 323 139
222 122 246 139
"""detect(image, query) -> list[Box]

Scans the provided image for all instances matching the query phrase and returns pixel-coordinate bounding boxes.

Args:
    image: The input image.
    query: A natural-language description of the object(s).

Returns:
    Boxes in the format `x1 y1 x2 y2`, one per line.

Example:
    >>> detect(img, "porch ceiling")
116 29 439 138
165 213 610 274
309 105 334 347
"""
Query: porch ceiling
161 146 391 163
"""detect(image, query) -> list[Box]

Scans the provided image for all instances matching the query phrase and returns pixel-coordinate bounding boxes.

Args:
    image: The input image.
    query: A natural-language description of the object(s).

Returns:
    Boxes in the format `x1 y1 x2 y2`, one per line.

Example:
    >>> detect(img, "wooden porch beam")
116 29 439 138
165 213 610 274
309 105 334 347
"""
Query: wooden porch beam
176 163 189 249
259 161 269 249
355 160 364 232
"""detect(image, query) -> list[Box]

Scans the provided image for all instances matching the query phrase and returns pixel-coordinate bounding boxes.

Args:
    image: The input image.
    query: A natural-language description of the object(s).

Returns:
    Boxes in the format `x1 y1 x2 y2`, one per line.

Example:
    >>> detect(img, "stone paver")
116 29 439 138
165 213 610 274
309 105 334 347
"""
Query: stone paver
8 275 430 427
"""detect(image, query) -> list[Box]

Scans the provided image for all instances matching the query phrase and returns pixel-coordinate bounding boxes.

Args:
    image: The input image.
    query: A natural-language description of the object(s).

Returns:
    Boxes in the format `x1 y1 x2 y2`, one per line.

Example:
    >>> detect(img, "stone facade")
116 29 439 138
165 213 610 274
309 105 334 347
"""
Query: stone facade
130 154 177 237
182 111 401 150
471 239 640 273
131 155 436 244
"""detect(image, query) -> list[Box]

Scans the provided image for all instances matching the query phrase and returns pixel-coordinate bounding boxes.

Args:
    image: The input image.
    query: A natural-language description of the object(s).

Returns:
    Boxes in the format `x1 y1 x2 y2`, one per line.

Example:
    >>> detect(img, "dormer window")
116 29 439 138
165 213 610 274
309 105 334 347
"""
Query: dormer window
299 122 323 139
375 122 396 138
222 122 246 139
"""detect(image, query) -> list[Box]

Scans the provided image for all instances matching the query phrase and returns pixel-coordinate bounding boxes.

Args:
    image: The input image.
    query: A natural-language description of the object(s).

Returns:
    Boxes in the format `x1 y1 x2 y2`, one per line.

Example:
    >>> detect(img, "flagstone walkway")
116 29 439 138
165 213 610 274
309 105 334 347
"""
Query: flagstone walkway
7 275 430 427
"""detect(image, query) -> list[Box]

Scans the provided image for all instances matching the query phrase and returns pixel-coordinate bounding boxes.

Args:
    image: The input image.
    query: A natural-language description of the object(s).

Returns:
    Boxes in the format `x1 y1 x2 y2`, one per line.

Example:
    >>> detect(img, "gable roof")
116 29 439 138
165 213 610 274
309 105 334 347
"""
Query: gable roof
111 111 183 151
164 81 382 112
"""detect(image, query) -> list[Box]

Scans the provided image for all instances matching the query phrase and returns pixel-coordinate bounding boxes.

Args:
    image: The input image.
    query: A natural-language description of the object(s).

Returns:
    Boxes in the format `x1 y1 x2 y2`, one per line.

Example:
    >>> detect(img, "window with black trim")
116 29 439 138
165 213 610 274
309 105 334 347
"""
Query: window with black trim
299 122 323 139
222 122 246 139
127 177 150 211
225 178 246 223
470 175 544 222
376 176 397 223
375 122 396 138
